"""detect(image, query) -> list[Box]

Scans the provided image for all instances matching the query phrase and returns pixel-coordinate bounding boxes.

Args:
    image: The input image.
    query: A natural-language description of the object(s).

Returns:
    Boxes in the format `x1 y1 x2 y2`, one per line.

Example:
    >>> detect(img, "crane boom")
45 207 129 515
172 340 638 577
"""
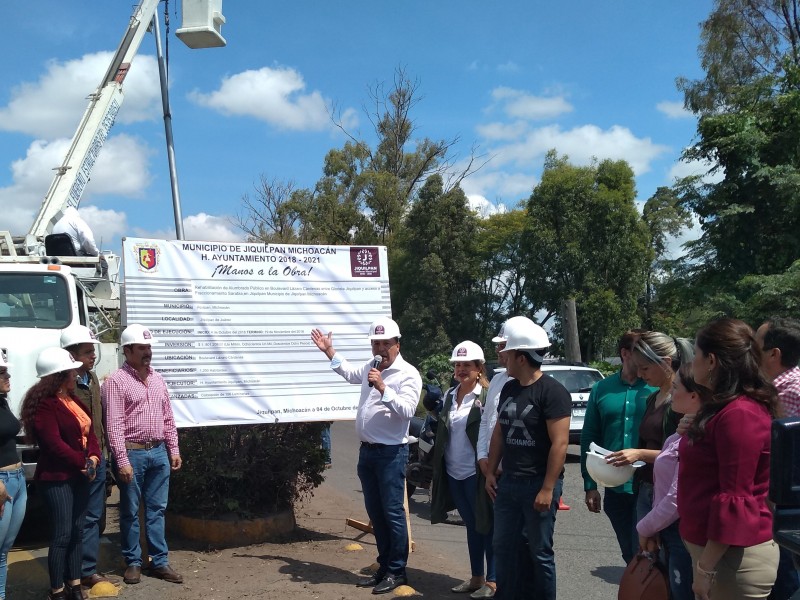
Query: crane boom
26 0 162 243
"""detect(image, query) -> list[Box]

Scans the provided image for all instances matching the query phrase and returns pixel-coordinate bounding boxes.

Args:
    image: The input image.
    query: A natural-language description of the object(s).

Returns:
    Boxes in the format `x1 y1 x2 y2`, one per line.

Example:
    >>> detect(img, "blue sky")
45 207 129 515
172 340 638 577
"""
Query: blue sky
0 1 714 254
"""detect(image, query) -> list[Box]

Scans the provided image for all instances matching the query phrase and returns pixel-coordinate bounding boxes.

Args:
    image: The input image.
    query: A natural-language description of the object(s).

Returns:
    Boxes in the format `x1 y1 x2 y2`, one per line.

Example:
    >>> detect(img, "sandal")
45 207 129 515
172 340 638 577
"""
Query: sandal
451 580 482 593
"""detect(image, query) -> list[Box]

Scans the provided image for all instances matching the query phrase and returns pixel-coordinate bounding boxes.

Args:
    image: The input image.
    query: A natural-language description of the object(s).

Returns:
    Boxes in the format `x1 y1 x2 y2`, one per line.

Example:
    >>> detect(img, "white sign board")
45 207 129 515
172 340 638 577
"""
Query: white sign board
121 238 391 427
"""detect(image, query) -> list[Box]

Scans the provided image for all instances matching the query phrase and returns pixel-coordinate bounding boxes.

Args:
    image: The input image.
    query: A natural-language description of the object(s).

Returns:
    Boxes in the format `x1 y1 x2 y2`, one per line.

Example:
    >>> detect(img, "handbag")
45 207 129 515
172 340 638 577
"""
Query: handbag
617 551 669 600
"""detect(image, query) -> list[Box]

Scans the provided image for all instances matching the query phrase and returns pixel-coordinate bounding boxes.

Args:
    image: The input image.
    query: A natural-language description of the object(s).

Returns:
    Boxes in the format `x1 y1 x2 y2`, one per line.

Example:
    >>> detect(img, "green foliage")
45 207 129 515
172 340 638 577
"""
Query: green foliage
522 151 650 360
677 0 800 114
168 423 327 518
418 353 453 389
739 259 800 322
589 360 617 378
392 175 483 363
474 209 536 345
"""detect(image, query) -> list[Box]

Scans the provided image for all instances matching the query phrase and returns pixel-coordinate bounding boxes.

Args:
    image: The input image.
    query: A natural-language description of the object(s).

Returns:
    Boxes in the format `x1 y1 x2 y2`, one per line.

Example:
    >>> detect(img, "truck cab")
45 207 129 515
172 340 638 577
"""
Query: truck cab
0 263 95 479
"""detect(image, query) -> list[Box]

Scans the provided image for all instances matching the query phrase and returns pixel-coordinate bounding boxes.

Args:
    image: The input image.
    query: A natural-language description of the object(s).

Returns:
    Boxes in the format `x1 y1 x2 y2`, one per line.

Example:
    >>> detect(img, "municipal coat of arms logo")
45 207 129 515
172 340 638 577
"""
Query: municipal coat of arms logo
134 244 160 273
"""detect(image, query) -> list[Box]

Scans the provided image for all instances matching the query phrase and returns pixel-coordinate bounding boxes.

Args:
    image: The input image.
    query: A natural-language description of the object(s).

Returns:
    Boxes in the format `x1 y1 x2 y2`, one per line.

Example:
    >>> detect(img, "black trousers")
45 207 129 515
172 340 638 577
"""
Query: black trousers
39 478 89 589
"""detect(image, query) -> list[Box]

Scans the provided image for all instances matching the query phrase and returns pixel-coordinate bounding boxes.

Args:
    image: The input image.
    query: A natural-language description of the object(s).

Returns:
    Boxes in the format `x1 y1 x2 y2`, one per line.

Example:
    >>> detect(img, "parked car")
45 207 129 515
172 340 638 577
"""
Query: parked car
540 362 604 444
486 360 604 444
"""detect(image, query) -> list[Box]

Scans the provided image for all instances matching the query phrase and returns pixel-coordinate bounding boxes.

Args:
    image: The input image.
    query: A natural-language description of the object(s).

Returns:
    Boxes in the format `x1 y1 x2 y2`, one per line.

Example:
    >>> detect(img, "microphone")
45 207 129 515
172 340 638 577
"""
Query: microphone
368 355 382 387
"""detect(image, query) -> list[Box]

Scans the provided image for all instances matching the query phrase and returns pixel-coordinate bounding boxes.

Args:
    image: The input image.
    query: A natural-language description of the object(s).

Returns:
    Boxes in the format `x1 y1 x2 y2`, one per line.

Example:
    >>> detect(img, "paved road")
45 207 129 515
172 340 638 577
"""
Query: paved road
326 420 626 599
7 420 627 599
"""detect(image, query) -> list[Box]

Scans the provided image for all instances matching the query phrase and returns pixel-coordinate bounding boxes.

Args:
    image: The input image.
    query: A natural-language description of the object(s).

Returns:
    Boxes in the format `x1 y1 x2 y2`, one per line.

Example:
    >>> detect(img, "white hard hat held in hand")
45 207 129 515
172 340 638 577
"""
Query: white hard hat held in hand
120 324 158 346
450 341 485 363
36 347 82 378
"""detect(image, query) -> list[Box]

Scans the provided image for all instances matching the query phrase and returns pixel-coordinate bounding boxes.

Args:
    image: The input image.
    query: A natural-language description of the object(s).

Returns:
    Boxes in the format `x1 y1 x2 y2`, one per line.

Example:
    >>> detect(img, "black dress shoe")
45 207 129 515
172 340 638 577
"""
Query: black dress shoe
356 573 384 587
373 574 408 594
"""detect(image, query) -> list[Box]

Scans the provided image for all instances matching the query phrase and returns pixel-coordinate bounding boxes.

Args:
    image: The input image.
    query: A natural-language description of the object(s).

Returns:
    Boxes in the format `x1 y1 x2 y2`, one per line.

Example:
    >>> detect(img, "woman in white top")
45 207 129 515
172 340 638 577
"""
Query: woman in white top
430 341 495 599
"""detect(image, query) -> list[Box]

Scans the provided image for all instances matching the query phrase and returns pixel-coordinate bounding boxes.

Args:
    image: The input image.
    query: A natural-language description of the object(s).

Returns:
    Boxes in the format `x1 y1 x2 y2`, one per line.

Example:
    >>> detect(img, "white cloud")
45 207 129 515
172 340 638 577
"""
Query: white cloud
0 134 151 235
461 169 536 202
656 100 693 120
476 121 527 141
468 194 508 217
491 87 573 120
0 52 160 139
494 124 670 175
497 61 520 73
668 156 724 184
79 205 129 249
189 66 356 131
136 213 242 243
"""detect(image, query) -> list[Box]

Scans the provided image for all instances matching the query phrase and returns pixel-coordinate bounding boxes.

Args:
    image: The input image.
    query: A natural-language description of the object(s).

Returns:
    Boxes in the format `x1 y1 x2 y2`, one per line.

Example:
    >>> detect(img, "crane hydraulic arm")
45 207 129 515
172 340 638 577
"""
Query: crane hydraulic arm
25 0 161 250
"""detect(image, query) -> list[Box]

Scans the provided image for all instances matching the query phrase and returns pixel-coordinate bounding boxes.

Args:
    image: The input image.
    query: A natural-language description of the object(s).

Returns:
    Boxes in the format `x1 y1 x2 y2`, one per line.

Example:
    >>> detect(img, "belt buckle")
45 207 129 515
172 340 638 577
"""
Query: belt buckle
144 441 155 450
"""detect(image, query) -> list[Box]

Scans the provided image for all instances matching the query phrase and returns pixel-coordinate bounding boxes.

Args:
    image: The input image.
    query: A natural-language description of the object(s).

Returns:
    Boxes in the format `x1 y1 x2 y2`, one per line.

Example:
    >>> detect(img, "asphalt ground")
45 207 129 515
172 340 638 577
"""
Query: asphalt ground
6 420 626 599
325 420 626 599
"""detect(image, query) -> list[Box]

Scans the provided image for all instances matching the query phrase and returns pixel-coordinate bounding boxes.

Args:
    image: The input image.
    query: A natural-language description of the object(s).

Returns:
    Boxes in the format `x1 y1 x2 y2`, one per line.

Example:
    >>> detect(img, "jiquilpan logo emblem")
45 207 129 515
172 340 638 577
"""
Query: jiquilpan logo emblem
350 247 380 278
134 244 161 272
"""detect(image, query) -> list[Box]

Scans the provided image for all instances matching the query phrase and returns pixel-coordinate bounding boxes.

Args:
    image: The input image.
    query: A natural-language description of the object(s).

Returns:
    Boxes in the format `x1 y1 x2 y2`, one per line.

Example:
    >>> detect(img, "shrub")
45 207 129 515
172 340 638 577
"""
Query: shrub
168 422 328 518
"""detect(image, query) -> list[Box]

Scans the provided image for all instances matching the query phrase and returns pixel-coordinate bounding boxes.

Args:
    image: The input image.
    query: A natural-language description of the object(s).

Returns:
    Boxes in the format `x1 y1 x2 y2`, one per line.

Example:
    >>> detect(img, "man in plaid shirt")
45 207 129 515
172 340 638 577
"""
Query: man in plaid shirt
102 324 183 586
756 316 800 600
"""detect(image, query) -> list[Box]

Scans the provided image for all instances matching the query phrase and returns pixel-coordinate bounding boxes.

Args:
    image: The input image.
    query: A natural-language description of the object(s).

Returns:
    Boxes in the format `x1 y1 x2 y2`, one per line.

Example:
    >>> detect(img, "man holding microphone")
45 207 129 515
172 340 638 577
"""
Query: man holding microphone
311 317 421 594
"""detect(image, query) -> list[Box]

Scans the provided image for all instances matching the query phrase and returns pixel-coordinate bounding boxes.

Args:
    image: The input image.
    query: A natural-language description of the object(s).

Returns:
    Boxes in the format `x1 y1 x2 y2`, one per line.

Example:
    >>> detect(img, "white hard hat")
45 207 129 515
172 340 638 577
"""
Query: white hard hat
36 347 82 378
368 317 401 340
500 317 550 361
585 451 642 488
60 325 100 349
450 341 485 363
121 324 158 346
492 321 508 344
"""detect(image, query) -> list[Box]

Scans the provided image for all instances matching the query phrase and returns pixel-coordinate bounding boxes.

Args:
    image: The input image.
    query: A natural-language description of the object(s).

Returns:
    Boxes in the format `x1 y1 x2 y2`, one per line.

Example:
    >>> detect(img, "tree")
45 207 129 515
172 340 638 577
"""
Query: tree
235 177 301 244
677 0 800 114
523 151 650 360
678 66 800 291
391 175 482 363
640 187 693 329
474 208 539 344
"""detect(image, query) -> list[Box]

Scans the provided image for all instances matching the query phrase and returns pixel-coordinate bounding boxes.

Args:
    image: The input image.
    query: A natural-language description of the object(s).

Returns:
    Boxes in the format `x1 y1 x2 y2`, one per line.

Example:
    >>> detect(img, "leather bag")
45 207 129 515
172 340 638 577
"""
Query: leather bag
617 551 669 600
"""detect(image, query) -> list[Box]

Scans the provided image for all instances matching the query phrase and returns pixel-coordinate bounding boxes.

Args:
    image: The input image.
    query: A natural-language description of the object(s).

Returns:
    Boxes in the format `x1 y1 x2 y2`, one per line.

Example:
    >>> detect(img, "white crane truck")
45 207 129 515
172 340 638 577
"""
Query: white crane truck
0 0 225 481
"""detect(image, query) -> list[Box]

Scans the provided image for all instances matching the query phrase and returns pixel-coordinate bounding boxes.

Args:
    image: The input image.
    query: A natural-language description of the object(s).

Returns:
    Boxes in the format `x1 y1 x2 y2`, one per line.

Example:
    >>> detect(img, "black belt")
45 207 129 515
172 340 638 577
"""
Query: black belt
360 441 405 449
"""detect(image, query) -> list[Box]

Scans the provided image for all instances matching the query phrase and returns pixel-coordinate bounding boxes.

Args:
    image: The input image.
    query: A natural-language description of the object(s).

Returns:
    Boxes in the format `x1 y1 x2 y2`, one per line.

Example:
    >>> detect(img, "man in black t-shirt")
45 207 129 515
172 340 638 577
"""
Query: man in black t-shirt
485 317 571 600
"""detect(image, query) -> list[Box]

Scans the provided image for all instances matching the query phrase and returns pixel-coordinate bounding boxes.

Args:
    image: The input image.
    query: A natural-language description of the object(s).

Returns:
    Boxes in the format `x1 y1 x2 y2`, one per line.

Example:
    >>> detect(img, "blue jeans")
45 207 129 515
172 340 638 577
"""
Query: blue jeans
493 475 562 600
321 426 331 464
0 467 26 599
636 481 654 524
603 488 638 564
357 443 408 577
82 455 106 577
768 546 800 600
448 474 495 581
660 520 693 600
116 444 171 568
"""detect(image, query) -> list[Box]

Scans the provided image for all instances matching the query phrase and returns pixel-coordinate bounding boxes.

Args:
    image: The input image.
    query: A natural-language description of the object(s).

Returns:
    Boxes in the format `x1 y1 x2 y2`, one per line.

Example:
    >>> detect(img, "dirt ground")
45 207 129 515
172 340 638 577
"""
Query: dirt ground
9 478 466 600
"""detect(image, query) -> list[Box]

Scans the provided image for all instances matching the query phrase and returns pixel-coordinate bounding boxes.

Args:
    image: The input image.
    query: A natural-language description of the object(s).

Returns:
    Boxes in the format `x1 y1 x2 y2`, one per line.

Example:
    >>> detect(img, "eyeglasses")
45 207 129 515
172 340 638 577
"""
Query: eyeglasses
0 371 9 379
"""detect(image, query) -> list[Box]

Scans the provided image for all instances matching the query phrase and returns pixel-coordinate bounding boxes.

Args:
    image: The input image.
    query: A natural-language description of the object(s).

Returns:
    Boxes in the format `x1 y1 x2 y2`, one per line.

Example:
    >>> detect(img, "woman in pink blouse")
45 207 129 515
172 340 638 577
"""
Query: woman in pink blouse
638 364 708 600
679 318 780 600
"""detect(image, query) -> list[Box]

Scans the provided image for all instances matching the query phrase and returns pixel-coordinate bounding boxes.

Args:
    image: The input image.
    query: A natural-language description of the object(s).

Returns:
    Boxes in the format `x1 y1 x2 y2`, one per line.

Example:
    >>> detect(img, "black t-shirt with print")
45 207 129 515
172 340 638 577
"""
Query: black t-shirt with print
496 375 572 477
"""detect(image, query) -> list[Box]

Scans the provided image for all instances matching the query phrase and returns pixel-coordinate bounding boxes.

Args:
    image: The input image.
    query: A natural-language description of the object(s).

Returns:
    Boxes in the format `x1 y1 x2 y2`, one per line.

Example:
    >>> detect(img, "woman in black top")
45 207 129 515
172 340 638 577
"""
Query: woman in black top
0 352 26 600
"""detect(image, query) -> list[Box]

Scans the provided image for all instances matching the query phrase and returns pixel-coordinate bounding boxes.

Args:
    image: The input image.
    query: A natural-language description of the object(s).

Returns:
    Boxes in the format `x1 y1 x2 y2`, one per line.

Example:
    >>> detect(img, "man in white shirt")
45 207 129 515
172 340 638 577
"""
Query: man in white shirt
52 207 100 256
477 321 510 477
311 317 421 595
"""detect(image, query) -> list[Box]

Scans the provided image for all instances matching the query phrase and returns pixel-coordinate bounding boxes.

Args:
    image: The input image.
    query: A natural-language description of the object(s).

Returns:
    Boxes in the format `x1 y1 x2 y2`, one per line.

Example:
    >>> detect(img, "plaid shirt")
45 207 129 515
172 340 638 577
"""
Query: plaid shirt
775 366 800 418
101 362 180 469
